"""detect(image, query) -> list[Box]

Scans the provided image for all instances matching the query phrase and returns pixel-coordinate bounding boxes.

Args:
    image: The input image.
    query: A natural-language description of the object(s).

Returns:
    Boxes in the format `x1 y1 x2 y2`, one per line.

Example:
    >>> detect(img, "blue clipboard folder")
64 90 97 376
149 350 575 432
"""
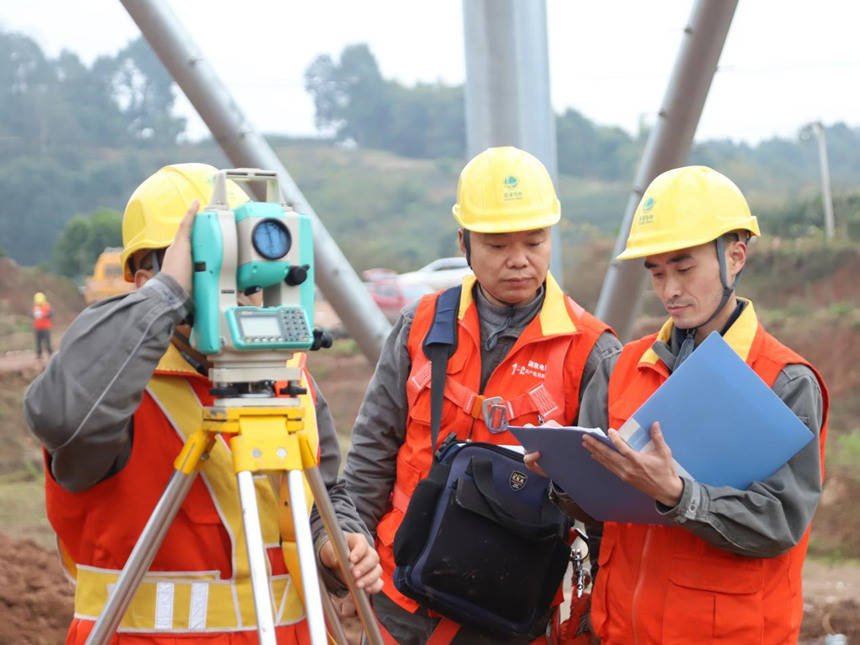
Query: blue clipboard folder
509 332 815 525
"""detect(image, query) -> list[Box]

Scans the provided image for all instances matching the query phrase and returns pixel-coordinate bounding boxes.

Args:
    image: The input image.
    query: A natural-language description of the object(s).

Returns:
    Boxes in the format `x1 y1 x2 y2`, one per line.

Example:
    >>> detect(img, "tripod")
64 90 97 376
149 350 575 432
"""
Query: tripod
85 377 383 645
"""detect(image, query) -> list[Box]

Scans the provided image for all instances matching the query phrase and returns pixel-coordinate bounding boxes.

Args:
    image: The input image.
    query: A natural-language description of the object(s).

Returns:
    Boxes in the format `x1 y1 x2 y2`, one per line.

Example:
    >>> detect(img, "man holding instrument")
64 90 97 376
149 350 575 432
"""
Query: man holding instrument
25 163 383 644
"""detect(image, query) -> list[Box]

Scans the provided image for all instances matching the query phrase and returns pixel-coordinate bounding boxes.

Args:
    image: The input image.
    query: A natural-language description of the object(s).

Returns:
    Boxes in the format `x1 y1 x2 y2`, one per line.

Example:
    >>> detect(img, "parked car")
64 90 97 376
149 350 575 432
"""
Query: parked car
362 257 471 323
363 271 433 322
83 248 134 304
397 256 472 291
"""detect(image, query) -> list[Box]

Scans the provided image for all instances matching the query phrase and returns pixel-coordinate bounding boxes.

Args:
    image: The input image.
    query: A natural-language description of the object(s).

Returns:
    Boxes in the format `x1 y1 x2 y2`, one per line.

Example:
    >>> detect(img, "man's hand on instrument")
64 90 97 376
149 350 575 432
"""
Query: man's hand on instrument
582 421 684 508
319 532 384 593
161 199 199 293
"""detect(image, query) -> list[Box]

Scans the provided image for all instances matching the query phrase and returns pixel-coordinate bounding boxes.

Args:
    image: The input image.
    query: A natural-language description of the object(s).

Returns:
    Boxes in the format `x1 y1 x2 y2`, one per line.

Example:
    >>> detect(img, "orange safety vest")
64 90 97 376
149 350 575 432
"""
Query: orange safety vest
33 303 52 330
375 274 612 615
591 301 829 645
45 344 315 644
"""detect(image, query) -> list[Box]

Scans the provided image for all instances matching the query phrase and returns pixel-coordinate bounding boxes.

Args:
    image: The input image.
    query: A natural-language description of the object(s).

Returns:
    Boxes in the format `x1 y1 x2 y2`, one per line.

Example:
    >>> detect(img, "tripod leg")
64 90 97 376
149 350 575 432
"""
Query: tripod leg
85 469 199 645
319 572 350 645
287 469 328 644
236 470 278 645
302 463 384 645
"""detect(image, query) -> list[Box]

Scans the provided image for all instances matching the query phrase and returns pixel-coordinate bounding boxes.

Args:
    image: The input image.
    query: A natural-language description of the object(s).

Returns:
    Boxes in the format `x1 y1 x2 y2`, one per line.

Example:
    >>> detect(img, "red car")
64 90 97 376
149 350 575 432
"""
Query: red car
363 258 472 322
364 270 433 322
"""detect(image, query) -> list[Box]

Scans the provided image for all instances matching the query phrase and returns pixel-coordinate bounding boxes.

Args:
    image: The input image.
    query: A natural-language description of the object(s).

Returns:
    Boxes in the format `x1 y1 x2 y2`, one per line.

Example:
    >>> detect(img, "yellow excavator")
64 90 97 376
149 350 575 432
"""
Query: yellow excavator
83 248 133 304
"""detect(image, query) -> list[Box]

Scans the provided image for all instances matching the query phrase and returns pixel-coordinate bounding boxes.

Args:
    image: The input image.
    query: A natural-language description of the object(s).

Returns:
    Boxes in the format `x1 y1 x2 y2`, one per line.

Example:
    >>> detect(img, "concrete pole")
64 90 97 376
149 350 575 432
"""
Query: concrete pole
120 0 391 362
462 0 563 284
811 122 836 241
594 0 739 341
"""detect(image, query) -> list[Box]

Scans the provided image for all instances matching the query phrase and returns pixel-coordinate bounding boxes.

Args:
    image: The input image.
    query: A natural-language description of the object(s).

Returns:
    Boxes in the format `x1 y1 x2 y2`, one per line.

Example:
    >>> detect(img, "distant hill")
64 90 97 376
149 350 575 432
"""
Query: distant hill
4 138 860 277
2 28 859 271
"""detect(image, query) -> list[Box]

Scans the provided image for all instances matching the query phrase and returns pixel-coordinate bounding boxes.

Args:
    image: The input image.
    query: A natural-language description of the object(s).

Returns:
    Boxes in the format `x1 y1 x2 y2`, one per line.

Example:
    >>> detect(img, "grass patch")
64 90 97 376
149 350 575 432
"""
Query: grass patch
830 431 860 480
326 338 361 357
0 478 53 550
829 302 855 317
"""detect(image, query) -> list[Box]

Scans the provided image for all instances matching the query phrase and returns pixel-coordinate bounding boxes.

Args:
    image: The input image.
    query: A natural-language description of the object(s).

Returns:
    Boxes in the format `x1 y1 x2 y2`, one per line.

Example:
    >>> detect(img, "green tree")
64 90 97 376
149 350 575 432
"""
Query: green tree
305 44 390 147
0 156 77 266
57 50 128 147
107 37 186 145
53 208 122 278
555 108 639 180
387 82 465 159
53 216 91 278
304 44 464 158
0 31 185 157
0 32 54 156
87 208 124 257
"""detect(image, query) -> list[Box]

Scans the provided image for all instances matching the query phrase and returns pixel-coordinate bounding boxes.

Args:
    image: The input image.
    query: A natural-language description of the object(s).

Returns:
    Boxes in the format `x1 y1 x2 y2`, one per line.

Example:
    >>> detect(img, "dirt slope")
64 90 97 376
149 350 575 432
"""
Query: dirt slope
0 533 72 645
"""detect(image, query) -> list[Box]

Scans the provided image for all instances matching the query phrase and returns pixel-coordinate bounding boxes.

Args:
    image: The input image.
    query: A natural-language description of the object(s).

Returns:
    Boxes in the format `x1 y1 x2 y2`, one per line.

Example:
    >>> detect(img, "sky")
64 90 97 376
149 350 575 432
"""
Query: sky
1 0 857 145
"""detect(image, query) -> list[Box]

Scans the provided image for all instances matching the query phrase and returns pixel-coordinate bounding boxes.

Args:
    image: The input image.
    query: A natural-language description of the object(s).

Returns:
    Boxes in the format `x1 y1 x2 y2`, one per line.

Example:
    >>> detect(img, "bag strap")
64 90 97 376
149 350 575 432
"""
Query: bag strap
423 285 462 452
427 618 460 645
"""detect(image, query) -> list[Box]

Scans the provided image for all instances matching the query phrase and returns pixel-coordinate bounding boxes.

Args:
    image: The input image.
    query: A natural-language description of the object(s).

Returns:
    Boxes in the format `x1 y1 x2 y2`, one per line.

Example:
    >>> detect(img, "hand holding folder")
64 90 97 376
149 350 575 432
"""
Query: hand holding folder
510 332 815 525
513 424 674 524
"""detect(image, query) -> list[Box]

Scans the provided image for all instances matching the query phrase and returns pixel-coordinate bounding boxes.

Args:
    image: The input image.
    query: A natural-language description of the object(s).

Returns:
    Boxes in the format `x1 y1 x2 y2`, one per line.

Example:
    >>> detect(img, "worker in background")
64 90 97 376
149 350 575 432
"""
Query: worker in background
24 163 383 644
32 291 53 359
582 166 828 644
343 146 621 644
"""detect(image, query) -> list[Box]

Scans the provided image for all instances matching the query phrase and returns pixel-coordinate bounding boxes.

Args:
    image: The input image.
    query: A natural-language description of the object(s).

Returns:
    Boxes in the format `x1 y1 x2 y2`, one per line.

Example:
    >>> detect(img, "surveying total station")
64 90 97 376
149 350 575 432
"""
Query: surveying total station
192 168 318 370
86 169 382 645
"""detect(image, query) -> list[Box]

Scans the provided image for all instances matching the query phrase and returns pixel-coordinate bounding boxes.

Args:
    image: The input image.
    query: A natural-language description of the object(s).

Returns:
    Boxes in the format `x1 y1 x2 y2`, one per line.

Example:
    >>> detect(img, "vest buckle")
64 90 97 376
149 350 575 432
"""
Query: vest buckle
482 397 508 433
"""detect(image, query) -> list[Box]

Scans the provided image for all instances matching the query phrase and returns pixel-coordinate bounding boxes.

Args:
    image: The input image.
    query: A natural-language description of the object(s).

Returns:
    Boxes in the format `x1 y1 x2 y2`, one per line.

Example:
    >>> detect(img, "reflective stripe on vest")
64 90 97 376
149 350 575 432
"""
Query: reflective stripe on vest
70 374 307 631
73 566 301 632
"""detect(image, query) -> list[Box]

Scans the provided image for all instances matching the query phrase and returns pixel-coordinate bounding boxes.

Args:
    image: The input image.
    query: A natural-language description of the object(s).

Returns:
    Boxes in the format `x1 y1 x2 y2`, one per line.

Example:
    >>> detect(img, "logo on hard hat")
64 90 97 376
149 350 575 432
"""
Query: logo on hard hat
638 196 656 225
503 175 523 201
510 470 528 491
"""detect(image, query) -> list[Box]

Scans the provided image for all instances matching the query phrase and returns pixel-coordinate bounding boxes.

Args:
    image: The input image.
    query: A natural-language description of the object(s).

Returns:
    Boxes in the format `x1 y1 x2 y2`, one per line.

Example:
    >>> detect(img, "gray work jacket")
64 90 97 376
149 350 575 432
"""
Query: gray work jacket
24 273 369 574
343 284 622 538
554 306 825 558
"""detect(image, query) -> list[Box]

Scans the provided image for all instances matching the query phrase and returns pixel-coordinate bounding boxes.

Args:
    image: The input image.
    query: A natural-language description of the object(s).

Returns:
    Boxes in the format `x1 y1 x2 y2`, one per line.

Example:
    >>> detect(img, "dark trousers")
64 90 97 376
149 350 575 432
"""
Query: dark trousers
35 329 52 358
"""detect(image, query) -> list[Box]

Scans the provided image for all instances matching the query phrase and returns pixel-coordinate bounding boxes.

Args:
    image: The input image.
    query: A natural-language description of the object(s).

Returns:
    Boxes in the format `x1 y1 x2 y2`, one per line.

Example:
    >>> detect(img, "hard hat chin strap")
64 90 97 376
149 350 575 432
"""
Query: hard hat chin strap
130 248 166 276
710 235 737 324
675 236 737 367
149 250 162 275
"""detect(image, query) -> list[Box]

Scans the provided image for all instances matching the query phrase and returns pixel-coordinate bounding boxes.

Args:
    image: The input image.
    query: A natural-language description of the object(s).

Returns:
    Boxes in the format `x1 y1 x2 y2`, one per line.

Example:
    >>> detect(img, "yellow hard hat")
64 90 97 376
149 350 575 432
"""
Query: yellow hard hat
121 163 249 281
34 292 46 305
617 165 760 260
452 146 560 233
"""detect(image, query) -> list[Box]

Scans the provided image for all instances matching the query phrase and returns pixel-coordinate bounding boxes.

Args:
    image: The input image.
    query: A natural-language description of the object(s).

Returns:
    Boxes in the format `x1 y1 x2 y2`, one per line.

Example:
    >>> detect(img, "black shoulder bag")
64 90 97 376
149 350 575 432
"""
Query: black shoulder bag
392 286 571 638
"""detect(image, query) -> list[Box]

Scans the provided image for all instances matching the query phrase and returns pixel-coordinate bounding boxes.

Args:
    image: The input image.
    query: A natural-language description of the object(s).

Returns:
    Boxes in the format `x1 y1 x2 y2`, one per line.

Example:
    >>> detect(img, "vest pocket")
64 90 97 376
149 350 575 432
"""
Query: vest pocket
662 554 764 644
